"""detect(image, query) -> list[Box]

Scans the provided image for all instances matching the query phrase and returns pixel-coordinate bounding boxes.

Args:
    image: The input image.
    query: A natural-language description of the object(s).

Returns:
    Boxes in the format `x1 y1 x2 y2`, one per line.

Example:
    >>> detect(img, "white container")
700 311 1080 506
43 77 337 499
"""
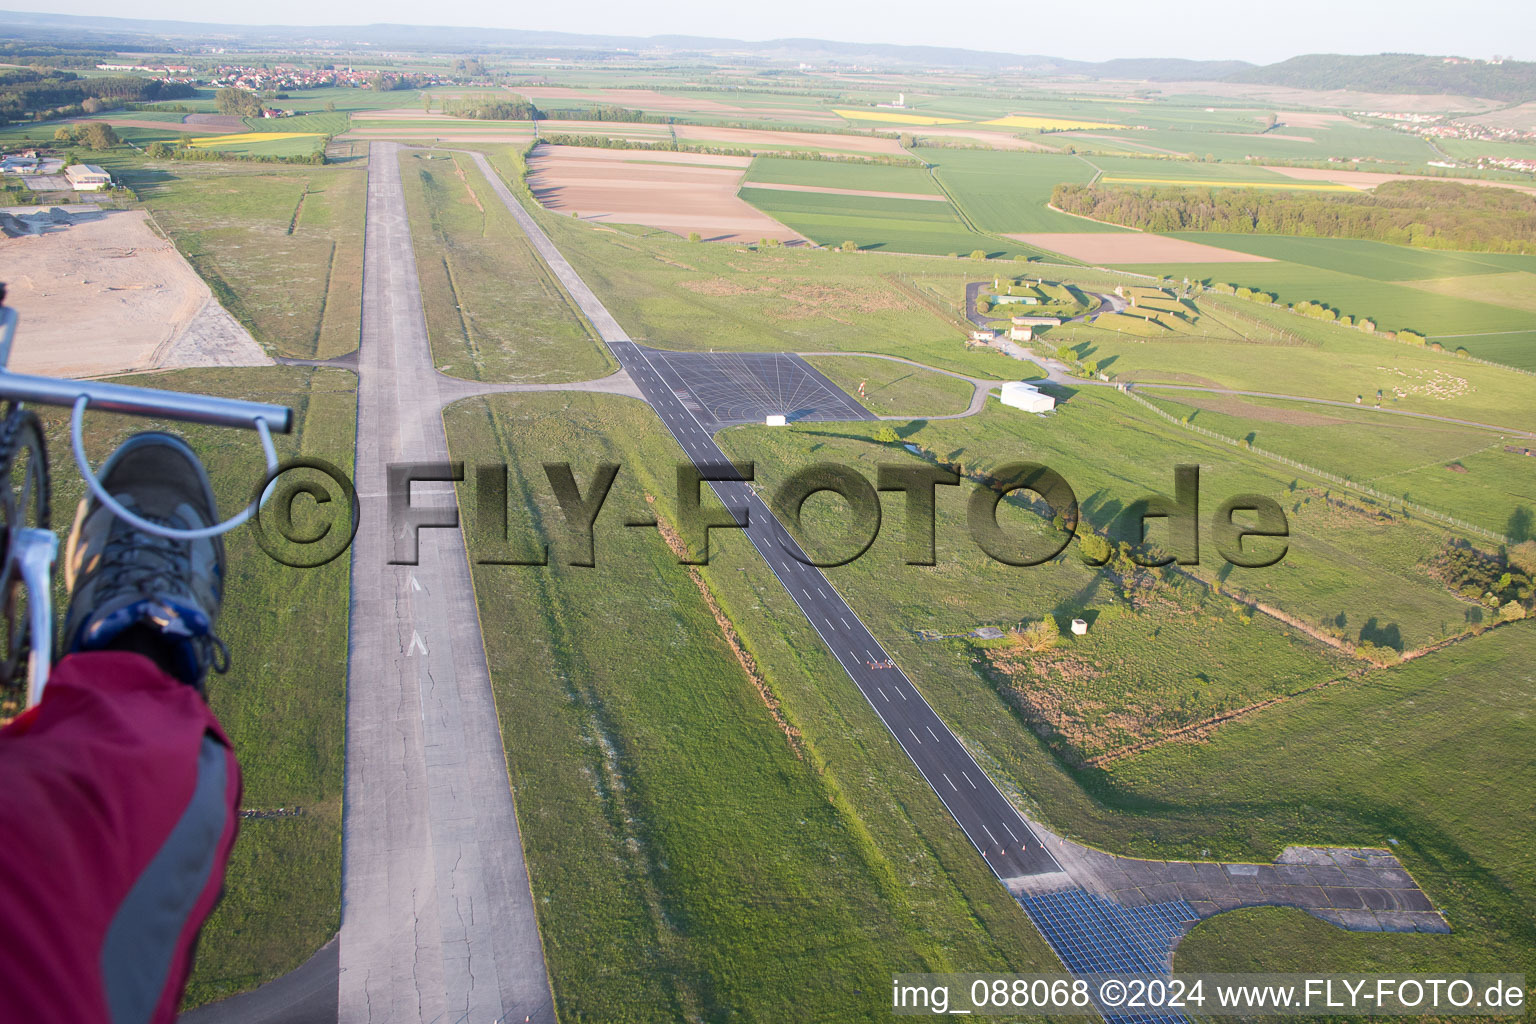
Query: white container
999 381 1054 413
765 414 787 426
1071 618 1088 635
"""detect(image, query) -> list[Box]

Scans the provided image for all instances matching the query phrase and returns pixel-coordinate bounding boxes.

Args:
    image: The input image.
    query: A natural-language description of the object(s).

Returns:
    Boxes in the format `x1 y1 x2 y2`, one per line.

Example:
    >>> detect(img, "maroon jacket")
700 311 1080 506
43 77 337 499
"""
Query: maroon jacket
0 652 241 1023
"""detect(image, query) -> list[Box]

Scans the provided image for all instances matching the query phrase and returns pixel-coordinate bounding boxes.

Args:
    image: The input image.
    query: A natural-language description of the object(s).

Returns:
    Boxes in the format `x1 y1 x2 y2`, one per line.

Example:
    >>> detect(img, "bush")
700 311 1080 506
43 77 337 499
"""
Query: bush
1079 533 1112 565
1008 619 1059 653
975 299 992 315
687 231 701 243
873 425 899 444
969 249 988 260
145 141 172 159
840 239 858 252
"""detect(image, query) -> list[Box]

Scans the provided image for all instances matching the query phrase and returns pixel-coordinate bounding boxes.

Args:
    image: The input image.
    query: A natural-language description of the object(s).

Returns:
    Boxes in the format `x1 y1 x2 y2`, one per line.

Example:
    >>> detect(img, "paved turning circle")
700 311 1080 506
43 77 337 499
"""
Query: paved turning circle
636 347 874 427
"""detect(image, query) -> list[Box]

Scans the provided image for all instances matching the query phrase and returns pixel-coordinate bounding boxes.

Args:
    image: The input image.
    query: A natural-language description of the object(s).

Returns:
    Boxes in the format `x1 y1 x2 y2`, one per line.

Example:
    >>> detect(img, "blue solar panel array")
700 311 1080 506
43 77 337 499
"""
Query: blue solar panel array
1022 888 1199 1024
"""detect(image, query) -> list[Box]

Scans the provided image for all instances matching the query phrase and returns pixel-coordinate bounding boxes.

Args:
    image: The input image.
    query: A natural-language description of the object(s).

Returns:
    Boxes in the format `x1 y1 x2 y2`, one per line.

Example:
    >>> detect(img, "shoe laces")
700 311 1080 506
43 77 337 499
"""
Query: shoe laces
98 513 193 604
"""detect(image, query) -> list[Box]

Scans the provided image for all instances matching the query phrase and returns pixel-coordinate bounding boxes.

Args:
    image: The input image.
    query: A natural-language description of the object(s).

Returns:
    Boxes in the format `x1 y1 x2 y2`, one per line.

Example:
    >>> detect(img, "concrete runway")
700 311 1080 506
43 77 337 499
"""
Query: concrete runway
467 150 1071 892
338 142 553 1024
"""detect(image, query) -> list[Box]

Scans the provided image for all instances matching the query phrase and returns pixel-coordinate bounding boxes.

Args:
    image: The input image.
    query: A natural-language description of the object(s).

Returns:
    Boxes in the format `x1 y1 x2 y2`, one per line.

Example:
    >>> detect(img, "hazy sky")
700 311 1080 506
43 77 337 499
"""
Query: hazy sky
41 0 1533 65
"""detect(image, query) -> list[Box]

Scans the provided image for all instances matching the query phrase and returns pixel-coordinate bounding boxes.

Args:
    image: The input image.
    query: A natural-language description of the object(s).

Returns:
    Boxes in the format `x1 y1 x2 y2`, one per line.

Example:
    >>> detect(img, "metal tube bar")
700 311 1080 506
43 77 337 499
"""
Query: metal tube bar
0 370 292 433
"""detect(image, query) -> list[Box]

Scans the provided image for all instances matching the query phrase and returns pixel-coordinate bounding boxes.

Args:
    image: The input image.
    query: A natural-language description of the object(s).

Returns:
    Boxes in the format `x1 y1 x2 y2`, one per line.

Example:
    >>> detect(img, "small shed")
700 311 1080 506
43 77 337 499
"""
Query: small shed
765 414 787 426
998 381 1054 413
1071 618 1088 635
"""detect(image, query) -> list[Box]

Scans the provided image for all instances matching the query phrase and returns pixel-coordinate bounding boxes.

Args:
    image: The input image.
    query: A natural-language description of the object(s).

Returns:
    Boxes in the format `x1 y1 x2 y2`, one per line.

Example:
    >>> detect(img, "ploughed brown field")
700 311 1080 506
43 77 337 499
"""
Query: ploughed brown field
526 147 805 243
1006 232 1276 264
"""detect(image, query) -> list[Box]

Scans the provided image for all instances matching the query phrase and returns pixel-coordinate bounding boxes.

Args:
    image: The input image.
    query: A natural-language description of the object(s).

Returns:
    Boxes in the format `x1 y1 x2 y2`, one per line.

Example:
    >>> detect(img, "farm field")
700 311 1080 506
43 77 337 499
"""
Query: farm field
444 392 1059 1021
742 155 941 195
739 186 1023 256
526 146 803 243
189 132 328 157
1010 232 1275 264
398 150 614 381
801 354 975 416
923 149 1124 234
127 159 366 359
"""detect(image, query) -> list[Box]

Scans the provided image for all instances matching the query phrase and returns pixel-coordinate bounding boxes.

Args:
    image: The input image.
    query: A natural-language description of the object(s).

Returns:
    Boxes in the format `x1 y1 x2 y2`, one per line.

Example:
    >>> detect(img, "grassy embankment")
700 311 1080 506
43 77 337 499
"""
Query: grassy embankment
38 367 356 1006
396 148 614 383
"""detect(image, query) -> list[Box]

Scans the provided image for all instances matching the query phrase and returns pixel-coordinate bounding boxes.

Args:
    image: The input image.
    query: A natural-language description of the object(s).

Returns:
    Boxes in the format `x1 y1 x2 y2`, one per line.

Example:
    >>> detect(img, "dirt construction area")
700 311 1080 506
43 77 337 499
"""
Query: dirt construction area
0 209 271 376
526 147 806 243
1006 232 1275 264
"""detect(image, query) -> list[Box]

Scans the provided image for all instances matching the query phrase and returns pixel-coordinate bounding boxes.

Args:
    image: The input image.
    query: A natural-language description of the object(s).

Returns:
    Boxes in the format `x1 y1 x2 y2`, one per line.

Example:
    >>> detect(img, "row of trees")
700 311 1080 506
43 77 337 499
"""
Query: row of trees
1051 180 1536 254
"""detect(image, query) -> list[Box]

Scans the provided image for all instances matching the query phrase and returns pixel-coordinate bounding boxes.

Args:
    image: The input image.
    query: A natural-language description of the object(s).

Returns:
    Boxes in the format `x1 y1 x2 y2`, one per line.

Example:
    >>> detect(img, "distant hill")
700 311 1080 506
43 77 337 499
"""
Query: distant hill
1228 53 1536 102
0 9 1247 78
3 11 1531 101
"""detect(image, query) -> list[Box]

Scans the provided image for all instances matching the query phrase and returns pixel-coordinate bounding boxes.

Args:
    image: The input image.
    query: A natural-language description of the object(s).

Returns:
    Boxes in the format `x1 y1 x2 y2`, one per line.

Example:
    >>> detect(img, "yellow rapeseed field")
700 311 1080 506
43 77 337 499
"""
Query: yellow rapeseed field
983 115 1126 131
831 109 966 125
189 132 326 147
1100 175 1358 191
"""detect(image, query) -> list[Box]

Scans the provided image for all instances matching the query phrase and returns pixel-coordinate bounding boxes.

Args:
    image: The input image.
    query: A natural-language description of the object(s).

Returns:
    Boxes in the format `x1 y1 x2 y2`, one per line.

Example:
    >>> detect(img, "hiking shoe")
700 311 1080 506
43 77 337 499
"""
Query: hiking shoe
62 432 228 688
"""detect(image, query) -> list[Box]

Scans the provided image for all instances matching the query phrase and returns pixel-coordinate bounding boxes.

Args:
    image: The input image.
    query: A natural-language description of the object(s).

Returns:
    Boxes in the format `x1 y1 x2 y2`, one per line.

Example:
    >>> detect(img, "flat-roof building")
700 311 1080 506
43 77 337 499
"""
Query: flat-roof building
65 164 111 191
998 381 1054 413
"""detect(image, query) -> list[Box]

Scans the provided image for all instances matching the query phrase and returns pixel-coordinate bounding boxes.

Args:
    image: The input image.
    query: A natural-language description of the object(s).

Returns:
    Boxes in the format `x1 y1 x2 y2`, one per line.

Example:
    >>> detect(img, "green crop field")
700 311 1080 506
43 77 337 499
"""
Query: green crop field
397 150 614 382
35 366 356 1007
802 355 976 416
924 149 1122 234
739 187 1021 256
127 159 366 360
444 392 1059 1021
743 155 940 194
1166 233 1536 282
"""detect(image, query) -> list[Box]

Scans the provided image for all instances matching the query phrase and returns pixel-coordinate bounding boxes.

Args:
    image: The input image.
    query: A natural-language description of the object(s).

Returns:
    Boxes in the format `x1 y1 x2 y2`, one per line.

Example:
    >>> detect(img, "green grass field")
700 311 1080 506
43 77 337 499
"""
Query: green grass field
1140 392 1536 539
444 392 1060 1020
802 355 976 416
123 159 366 359
1117 239 1536 369
740 186 1021 257
716 388 1481 752
36 366 355 1007
743 156 940 194
924 149 1121 234
397 150 614 382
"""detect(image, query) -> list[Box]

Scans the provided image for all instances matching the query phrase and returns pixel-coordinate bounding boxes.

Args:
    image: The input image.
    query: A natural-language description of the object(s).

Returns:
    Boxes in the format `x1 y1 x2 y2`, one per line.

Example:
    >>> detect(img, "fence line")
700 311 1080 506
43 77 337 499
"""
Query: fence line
1121 388 1512 545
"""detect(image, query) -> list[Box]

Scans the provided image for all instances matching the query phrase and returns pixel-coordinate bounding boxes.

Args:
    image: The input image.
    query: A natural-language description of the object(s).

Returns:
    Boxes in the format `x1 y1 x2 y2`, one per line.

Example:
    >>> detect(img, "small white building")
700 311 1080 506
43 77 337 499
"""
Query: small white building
999 381 1054 413
765 414 787 426
65 164 111 191
1071 618 1089 635
1009 325 1033 342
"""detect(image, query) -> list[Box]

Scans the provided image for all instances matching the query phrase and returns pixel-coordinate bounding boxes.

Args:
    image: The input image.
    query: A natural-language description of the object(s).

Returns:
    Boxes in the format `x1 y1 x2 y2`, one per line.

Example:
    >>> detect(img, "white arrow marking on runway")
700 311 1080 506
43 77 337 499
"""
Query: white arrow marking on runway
408 631 428 656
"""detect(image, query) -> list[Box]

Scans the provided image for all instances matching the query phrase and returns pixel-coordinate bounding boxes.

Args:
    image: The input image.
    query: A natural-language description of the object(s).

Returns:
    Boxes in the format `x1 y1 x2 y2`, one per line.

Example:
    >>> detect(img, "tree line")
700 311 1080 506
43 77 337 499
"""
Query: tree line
1051 180 1536 254
0 69 193 126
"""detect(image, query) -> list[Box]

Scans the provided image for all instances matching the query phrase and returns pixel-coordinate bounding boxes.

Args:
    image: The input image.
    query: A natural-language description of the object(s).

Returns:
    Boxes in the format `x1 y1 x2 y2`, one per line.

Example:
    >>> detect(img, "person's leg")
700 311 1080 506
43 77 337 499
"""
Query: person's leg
0 432 240 1024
